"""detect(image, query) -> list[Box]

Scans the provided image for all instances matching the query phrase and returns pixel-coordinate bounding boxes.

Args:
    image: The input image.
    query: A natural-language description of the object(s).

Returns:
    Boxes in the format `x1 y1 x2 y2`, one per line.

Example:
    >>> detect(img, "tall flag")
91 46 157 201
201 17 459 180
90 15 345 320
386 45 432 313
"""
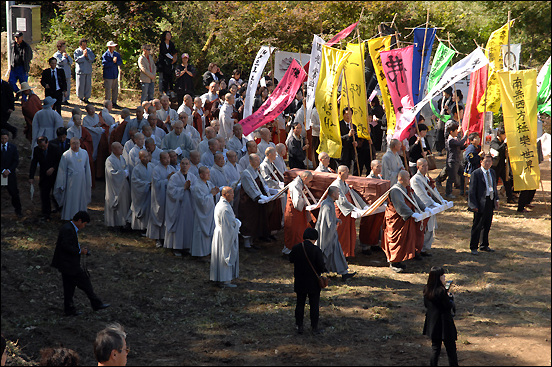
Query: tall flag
380 45 415 116
498 70 540 190
326 22 359 47
462 64 489 136
537 57 551 116
243 46 275 119
343 42 370 140
316 45 352 158
477 20 515 113
427 42 455 122
412 28 437 104
240 59 306 136
305 35 326 129
501 43 521 71
367 36 396 135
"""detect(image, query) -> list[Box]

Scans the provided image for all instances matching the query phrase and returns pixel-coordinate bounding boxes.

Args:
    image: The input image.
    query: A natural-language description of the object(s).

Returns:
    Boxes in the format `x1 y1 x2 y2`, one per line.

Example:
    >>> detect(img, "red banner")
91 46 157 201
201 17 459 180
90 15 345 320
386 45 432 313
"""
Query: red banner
239 59 307 136
326 21 359 47
462 64 489 136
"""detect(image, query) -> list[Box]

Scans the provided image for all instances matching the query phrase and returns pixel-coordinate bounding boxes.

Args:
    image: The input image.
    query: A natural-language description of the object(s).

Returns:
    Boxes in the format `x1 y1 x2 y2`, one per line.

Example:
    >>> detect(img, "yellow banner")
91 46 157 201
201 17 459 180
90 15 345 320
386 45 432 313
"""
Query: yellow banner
342 42 370 140
498 69 540 190
316 45 352 158
368 36 396 135
477 21 514 113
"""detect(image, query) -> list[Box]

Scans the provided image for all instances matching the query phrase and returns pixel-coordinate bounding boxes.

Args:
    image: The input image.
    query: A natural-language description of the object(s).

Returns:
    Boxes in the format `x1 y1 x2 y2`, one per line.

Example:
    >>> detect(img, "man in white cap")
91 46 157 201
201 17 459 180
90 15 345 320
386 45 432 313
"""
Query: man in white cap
102 41 123 108
31 96 64 157
73 38 95 104
19 82 41 143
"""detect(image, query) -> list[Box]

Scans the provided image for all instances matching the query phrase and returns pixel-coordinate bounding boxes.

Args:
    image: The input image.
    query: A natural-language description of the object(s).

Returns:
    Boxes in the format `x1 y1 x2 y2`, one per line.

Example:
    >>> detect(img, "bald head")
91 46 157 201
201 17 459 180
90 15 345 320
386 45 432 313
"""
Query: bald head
397 170 410 186
204 126 216 139
389 139 401 152
260 127 271 141
337 165 349 180
221 186 234 197
249 153 261 168
111 142 123 156
265 146 276 161
299 170 313 184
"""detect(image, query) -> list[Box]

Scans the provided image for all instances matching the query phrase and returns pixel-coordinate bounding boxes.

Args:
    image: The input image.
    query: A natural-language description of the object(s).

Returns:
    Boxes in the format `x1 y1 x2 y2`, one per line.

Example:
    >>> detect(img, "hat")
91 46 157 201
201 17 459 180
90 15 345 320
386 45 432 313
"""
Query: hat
303 228 319 241
181 53 189 58
19 82 35 92
43 96 57 107
14 32 23 38
106 41 118 47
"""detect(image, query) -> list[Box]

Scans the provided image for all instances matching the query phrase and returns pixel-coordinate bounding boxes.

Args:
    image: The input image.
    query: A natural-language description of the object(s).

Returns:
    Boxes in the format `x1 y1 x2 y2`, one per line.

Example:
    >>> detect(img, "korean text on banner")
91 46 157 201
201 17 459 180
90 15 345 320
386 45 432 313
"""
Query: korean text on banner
243 46 275 119
412 28 437 104
367 36 396 135
343 42 370 140
427 42 455 122
240 59 306 136
305 35 326 128
380 45 415 117
316 45 352 159
498 70 540 191
477 21 514 113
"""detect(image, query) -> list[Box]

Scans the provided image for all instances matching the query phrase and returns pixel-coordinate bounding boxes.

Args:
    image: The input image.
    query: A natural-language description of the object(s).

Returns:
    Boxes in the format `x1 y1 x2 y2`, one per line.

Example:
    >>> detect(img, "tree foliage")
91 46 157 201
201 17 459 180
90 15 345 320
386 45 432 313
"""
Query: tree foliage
29 1 550 92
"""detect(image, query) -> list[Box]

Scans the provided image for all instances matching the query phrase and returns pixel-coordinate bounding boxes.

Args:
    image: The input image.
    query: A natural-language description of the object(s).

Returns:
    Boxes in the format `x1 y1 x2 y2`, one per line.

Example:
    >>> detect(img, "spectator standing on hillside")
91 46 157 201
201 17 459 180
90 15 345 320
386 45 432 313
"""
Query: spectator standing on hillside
41 57 67 115
74 39 95 104
138 44 157 103
53 40 73 105
9 32 33 100
158 31 178 97
174 53 196 105
102 41 123 108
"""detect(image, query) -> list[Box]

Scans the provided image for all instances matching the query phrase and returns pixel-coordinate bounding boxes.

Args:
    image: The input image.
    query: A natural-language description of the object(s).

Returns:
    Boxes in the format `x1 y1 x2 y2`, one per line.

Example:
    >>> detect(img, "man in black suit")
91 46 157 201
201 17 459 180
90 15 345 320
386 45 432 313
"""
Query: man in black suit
51 211 110 316
339 107 366 176
1 129 22 217
289 228 327 335
50 127 70 153
468 153 499 255
29 136 62 219
490 126 515 203
41 57 67 115
1 80 18 139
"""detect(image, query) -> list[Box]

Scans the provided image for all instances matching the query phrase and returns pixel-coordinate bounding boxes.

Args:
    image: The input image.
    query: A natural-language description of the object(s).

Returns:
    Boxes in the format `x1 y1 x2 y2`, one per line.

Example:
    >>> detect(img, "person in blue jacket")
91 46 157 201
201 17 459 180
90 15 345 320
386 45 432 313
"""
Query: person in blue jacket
102 41 123 108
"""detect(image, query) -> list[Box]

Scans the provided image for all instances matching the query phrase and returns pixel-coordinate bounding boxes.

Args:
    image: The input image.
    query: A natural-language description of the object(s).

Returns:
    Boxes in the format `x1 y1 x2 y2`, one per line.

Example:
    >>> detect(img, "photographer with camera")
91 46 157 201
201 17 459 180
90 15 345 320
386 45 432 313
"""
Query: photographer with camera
51 211 110 316
422 266 458 366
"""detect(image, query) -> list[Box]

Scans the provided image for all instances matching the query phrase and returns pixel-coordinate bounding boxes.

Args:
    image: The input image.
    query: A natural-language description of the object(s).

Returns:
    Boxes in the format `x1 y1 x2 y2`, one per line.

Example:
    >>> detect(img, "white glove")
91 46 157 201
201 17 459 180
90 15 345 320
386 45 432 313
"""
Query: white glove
258 195 270 203
124 169 129 178
411 212 422 221
174 147 183 156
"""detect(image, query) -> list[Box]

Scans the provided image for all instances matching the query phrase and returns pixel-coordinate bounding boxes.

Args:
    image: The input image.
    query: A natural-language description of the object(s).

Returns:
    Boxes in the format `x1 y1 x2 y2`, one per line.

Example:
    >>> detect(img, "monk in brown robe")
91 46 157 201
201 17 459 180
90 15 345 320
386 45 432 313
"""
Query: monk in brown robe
284 171 313 253
108 108 131 151
382 170 428 273
359 159 386 254
20 85 42 143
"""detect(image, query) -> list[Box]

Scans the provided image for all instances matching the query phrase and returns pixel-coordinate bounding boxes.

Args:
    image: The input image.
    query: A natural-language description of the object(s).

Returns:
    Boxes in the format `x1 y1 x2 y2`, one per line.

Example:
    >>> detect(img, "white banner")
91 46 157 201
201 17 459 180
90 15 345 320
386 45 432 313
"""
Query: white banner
305 35 326 129
537 56 551 90
243 46 275 119
409 47 489 119
501 43 521 71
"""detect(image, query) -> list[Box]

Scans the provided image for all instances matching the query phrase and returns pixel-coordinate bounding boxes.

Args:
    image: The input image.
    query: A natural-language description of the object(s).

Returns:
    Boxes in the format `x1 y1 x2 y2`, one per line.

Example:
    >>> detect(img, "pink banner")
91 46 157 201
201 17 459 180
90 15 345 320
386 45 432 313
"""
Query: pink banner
239 59 307 136
326 22 359 47
380 45 415 116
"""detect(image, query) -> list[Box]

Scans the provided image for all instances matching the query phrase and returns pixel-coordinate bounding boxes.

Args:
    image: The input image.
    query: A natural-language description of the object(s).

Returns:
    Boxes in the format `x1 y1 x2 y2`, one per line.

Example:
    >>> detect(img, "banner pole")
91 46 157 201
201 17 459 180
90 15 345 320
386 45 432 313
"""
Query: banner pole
342 70 362 176
505 11 512 180
414 9 430 138
447 32 461 131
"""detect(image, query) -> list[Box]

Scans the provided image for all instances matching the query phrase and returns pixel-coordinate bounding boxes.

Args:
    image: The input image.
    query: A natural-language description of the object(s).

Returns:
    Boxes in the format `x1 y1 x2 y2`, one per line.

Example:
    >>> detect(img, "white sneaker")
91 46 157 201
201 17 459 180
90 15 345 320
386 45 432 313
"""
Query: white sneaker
156 240 163 248
173 251 182 257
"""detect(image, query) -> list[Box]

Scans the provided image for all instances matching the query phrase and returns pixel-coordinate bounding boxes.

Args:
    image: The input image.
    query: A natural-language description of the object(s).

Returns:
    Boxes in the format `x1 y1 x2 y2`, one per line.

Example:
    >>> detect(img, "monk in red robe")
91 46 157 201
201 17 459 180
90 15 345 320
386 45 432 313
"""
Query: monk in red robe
382 170 428 273
21 88 42 143
284 171 313 253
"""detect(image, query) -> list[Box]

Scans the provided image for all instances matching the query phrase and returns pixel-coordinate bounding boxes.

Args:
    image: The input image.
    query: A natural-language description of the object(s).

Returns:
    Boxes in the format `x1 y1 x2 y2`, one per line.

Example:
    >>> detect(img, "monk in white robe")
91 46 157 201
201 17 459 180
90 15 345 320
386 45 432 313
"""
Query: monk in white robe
284 171 313 254
210 153 230 190
330 165 367 258
223 150 241 214
54 138 92 220
82 104 106 161
227 124 249 160
315 186 356 280
147 152 177 246
127 133 146 177
210 186 241 287
127 150 153 231
191 166 220 257
104 142 130 227
161 120 193 158
164 158 197 256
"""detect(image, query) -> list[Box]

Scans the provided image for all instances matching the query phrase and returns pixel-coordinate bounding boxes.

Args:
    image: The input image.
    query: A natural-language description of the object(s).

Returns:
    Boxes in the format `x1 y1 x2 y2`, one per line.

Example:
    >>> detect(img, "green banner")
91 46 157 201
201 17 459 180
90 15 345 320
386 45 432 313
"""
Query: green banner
427 42 456 122
537 59 551 116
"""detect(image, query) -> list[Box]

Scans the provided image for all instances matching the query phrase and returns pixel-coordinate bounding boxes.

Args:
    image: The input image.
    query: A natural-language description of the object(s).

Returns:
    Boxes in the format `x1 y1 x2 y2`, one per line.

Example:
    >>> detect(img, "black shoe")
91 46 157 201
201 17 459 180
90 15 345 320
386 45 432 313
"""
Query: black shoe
83 98 90 104
93 303 110 311
65 310 82 316
312 327 324 335
370 245 382 252
342 272 356 280
420 251 433 257
414 253 423 261
479 246 495 252
15 211 23 218
112 103 122 109
297 325 304 335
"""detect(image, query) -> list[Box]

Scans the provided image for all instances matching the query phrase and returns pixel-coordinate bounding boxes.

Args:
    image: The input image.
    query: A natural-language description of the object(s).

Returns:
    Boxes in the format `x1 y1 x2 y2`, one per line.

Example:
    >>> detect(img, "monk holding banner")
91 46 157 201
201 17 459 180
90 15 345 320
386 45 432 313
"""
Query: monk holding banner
284 171 313 255
383 170 428 273
330 165 367 258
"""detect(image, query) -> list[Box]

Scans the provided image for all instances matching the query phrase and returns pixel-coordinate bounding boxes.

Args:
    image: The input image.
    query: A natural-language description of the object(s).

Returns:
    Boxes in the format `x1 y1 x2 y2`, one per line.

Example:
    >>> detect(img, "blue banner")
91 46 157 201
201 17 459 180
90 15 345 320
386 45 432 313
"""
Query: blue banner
412 28 436 105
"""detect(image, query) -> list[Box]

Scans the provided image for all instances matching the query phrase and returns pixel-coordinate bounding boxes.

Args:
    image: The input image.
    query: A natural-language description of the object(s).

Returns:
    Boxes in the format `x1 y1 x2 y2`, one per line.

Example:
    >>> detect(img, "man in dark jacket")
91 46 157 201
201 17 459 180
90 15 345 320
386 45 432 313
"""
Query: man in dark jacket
289 228 327 335
490 126 515 203
51 211 110 316
9 32 33 99
102 41 123 108
0 80 17 139
41 57 67 115
1 129 22 217
468 153 499 255
29 136 62 219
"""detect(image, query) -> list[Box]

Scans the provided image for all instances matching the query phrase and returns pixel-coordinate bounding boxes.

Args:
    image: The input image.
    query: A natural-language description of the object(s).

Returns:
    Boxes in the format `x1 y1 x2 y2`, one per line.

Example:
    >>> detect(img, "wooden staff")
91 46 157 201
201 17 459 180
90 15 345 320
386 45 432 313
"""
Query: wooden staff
414 9 430 139
299 49 314 167
270 43 280 145
505 11 511 179
356 10 372 164
342 71 362 176
447 32 462 130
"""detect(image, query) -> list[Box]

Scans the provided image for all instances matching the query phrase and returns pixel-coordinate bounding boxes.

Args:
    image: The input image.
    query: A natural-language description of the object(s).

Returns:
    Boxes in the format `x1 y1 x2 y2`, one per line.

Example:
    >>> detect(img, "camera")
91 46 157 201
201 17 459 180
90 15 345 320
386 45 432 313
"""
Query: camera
445 280 453 291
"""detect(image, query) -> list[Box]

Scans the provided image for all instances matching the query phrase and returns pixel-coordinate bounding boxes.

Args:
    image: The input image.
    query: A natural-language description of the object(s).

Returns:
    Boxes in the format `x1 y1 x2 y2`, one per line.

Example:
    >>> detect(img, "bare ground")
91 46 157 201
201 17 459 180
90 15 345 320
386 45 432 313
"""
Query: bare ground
1 80 551 366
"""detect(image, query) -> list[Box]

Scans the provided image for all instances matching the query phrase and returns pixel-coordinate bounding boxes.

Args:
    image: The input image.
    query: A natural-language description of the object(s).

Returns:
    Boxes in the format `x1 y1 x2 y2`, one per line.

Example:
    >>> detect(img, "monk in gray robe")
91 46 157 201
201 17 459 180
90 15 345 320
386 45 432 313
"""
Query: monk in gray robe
104 142 130 227
128 133 146 177
210 186 241 288
381 139 405 186
164 158 197 256
147 151 177 247
315 186 356 280
315 151 334 173
191 166 220 258
54 138 92 220
161 120 193 158
223 150 241 214
210 153 230 191
127 150 153 231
